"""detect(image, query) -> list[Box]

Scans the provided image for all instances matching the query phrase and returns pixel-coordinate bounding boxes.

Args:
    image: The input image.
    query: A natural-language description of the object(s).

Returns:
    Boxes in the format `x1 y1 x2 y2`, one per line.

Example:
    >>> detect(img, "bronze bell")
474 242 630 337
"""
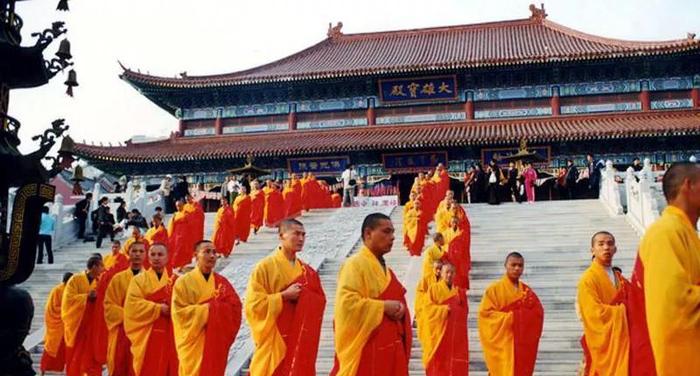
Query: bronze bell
65 69 78 97
71 165 85 182
56 38 72 61
57 0 70 11
58 135 76 169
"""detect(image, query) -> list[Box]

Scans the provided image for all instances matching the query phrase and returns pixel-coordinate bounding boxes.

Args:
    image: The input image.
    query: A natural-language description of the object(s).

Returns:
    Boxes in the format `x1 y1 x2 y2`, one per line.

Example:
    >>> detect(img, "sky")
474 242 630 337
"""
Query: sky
11 0 700 154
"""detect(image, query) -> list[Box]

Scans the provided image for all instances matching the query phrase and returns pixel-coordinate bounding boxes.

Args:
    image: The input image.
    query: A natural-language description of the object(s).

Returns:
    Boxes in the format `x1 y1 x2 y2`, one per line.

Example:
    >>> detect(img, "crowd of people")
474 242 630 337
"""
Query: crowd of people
37 161 698 376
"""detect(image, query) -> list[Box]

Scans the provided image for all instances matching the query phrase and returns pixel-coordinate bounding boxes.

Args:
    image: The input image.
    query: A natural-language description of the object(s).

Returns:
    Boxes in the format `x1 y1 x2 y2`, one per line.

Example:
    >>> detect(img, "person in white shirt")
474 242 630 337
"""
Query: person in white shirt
227 175 242 204
339 165 357 207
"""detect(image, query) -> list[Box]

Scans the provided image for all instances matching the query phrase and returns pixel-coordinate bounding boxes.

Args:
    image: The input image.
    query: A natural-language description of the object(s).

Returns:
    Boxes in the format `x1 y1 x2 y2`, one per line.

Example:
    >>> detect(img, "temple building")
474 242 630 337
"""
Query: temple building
75 4 700 197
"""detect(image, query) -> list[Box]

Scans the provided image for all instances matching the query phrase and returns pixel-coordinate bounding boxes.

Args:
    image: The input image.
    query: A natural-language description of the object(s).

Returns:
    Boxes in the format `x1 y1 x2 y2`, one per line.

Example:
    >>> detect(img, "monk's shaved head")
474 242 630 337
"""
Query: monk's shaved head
433 232 444 242
279 218 304 234
62 272 73 284
361 213 392 240
440 262 455 272
591 231 615 247
663 162 700 202
505 251 524 264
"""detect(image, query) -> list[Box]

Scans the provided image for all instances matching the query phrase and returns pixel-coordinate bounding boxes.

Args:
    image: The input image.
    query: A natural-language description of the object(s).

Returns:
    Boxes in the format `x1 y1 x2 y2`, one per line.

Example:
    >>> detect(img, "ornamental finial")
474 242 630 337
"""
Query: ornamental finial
327 22 344 39
529 3 547 21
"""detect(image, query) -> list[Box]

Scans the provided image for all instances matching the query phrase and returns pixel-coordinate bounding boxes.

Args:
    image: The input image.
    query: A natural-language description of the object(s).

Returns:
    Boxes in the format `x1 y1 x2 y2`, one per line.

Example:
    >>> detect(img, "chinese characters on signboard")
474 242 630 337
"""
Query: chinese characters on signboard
379 76 458 104
287 156 350 176
382 152 448 173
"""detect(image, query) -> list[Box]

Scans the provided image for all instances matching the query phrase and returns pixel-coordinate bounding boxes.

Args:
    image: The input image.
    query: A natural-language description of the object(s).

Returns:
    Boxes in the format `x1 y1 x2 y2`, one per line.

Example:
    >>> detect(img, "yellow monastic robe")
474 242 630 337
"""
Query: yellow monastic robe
171 267 216 376
44 282 66 357
639 206 700 375
417 280 457 366
577 262 629 375
61 272 96 348
124 268 173 376
104 269 137 375
478 275 526 376
421 244 445 281
334 246 390 376
244 247 303 376
435 205 451 235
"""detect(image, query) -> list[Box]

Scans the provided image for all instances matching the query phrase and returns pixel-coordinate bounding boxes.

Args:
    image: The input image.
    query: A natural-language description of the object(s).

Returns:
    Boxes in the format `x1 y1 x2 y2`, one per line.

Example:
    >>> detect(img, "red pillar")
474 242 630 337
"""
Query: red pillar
691 88 700 108
367 106 376 126
551 86 560 116
464 92 474 120
214 117 223 135
178 119 185 136
640 89 651 111
288 110 297 130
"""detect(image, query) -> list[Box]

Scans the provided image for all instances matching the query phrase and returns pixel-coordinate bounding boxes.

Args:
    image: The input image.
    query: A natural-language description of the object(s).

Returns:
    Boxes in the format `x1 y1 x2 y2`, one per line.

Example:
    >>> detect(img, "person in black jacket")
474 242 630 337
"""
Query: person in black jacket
73 192 92 240
507 162 519 202
95 204 115 248
565 159 579 200
586 154 602 199
487 159 502 205
125 209 148 229
116 200 128 223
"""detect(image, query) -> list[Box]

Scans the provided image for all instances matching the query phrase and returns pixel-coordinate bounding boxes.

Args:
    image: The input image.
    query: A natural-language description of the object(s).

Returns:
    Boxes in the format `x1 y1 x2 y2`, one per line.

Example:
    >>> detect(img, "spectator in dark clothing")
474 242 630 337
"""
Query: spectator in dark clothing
73 192 92 240
487 159 503 205
631 157 643 172
116 201 128 223
126 209 148 229
96 205 115 248
565 159 579 199
37 206 55 264
507 162 519 202
173 176 189 202
586 154 603 198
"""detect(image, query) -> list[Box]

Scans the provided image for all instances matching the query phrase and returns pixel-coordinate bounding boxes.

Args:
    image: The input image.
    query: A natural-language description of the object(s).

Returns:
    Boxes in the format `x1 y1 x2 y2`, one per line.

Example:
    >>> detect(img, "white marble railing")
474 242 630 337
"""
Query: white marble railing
624 164 664 235
598 161 624 216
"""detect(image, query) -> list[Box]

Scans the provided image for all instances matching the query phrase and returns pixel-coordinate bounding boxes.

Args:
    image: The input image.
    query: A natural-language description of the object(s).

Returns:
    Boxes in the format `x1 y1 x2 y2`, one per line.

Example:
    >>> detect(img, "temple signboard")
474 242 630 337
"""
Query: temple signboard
382 151 448 173
287 156 350 176
378 75 458 104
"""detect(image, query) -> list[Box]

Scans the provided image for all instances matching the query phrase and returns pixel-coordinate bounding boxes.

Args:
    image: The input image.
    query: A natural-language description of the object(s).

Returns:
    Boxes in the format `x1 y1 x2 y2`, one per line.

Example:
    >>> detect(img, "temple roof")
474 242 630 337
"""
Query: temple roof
120 8 700 89
74 109 700 163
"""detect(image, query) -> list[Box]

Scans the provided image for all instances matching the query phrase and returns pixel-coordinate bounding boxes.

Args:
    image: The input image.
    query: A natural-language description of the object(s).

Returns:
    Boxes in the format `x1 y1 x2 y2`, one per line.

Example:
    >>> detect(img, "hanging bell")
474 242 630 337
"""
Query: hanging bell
64 69 78 97
71 165 85 182
58 134 76 169
56 38 72 61
56 0 69 11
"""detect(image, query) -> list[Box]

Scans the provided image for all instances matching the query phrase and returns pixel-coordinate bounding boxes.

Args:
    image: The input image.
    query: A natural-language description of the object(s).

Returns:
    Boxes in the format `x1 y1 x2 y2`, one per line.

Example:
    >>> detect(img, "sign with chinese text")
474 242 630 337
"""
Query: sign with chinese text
288 156 350 176
378 75 458 104
382 151 448 173
481 146 551 169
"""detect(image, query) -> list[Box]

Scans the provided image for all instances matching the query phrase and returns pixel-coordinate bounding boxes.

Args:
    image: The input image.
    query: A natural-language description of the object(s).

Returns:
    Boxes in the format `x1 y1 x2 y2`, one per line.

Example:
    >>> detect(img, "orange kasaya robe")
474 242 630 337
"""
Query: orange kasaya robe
638 206 700 375
577 262 629 376
431 169 450 208
185 201 205 243
212 205 235 256
168 209 193 268
283 185 302 218
145 224 169 247
124 268 179 376
402 201 415 249
300 178 312 211
250 188 265 232
418 280 469 375
104 268 141 376
444 225 471 290
172 268 242 376
331 193 342 208
330 246 412 376
245 248 326 376
104 251 128 271
478 275 544 376
93 260 129 369
404 207 428 256
41 282 67 372
434 203 452 235
62 272 102 376
263 187 285 227
233 193 252 242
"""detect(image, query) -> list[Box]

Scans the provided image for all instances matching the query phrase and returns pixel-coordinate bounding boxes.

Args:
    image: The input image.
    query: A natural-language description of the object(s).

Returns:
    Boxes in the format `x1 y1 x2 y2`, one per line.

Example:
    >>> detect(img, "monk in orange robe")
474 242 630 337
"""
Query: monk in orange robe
62 255 104 376
250 180 265 234
40 272 73 373
417 263 469 375
263 180 284 227
300 173 312 211
104 240 147 376
212 198 235 256
431 163 451 210
331 190 342 208
104 240 127 270
172 240 242 376
330 213 412 376
121 226 151 269
185 194 205 247
636 162 700 375
478 252 544 376
144 214 169 246
577 231 629 375
124 243 179 376
245 219 326 375
283 178 303 218
404 199 428 256
169 199 194 269
402 191 417 249
291 174 303 209
233 185 252 243
444 215 471 290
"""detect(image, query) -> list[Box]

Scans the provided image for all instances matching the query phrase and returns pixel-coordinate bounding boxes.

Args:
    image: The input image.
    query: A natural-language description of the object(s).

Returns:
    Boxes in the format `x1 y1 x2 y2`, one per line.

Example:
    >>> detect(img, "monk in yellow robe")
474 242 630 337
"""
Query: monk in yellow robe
402 191 417 249
104 240 127 270
330 213 412 376
417 263 469 375
421 233 446 282
577 231 629 375
124 244 179 376
233 186 252 243
104 240 147 375
250 180 265 234
40 272 73 373
144 214 168 247
404 199 428 256
415 259 443 321
62 255 104 376
435 194 454 234
478 252 544 376
245 219 326 375
172 240 242 376
121 226 150 269
212 198 236 257
637 162 700 375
